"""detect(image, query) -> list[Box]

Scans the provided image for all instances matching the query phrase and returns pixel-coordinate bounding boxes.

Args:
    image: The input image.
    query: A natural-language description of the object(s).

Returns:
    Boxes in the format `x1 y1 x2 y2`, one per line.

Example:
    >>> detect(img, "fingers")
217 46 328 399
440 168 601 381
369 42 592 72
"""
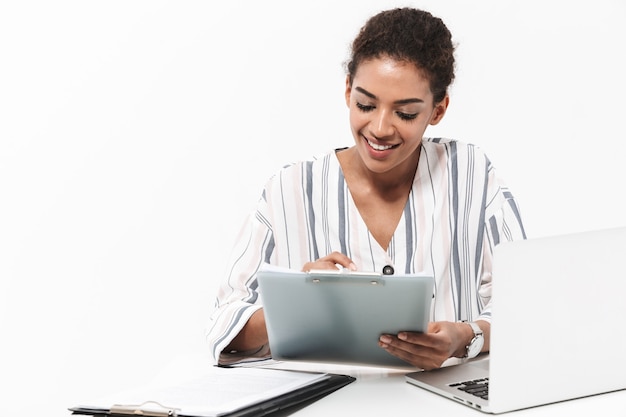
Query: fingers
379 331 451 370
379 334 442 370
302 251 357 272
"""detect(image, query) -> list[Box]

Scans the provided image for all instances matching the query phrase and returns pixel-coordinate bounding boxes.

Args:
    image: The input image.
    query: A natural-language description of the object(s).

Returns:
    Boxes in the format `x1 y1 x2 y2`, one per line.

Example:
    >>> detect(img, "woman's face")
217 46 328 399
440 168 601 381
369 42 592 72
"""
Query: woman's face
345 56 448 176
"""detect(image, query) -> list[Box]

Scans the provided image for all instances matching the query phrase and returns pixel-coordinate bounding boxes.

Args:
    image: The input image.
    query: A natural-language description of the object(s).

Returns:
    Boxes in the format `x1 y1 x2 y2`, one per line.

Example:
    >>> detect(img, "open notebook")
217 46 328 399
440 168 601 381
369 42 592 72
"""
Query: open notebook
405 226 626 413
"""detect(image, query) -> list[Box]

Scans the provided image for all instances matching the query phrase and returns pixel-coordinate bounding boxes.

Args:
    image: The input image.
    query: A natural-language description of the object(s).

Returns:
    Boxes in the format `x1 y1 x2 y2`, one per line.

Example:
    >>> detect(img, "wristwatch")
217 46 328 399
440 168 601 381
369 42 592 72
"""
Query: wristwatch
463 321 484 359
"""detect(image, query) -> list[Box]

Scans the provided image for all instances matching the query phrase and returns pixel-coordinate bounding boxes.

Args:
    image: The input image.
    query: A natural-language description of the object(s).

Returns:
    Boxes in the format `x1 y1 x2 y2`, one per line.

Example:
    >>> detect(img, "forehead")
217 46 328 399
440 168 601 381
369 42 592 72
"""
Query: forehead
352 57 433 100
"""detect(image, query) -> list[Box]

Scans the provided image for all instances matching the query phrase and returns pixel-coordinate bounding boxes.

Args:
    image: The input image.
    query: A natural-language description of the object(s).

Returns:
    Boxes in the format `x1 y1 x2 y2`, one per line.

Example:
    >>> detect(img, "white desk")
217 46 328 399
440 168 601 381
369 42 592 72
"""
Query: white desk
260 360 626 416
136 354 626 417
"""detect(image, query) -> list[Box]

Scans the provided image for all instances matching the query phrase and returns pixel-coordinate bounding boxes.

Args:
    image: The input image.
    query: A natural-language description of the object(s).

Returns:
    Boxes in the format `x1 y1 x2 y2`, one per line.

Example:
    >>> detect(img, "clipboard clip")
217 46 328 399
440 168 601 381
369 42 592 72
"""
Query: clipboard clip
110 401 180 417
308 269 382 277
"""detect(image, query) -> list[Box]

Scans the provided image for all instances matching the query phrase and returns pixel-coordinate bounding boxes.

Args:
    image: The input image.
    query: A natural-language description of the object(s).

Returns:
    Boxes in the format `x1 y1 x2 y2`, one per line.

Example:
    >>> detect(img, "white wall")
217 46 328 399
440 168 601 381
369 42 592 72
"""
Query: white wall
1 1 624 415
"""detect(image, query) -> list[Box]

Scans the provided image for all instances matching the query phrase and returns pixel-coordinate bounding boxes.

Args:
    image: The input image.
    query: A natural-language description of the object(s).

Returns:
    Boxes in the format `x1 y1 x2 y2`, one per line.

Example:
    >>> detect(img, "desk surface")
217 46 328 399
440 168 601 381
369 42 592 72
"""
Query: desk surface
259 359 626 416
139 354 626 417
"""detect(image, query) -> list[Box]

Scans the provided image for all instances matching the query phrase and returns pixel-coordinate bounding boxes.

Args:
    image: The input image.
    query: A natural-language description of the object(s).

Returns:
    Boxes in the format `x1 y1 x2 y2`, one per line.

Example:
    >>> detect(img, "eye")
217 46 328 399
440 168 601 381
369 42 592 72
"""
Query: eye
397 111 418 121
356 102 375 112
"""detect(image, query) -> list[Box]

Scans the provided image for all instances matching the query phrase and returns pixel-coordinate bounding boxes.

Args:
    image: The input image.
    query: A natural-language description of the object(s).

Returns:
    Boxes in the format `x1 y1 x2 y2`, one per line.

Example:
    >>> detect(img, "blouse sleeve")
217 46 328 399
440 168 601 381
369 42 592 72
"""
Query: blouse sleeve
476 163 527 323
205 191 275 366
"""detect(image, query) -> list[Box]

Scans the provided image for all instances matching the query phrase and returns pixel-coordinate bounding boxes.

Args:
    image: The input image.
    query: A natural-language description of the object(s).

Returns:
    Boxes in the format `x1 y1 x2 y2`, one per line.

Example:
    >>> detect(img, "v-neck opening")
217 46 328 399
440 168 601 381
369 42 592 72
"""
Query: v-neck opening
332 150 416 254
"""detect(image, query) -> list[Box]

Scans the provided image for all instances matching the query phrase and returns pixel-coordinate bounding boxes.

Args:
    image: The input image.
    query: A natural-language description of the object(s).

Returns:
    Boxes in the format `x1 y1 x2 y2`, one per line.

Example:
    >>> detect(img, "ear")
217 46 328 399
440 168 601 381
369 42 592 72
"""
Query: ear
429 94 450 126
344 75 352 108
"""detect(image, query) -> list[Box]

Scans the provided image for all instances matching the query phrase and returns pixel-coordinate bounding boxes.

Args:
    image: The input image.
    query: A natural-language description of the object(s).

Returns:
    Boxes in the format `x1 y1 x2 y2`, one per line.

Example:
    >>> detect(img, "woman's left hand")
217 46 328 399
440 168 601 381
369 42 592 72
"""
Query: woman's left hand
378 321 475 370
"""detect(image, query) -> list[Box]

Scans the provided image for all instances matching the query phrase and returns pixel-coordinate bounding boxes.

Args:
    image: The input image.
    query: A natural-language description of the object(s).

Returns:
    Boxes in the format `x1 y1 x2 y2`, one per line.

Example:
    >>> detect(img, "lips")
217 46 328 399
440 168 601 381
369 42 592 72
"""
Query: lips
366 138 399 151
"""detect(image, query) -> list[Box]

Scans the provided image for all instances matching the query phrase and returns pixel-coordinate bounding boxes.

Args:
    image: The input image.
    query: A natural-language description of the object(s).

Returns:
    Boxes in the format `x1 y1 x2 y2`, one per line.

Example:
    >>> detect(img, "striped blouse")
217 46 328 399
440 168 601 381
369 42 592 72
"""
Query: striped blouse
206 138 526 365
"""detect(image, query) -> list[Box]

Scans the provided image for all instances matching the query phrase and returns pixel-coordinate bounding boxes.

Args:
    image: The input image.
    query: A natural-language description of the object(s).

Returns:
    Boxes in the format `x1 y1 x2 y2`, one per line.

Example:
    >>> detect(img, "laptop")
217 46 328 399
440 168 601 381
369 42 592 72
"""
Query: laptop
405 226 626 413
257 264 434 368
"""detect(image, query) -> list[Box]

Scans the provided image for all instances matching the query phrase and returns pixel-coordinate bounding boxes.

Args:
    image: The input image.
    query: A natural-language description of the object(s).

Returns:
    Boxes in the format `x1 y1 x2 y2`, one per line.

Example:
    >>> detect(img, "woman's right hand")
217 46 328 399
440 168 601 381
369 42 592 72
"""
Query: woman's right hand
302 251 357 272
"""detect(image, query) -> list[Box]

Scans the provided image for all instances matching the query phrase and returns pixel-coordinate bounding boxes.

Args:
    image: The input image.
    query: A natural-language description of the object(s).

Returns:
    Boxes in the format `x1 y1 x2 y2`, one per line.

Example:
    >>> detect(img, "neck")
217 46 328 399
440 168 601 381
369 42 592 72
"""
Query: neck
352 146 420 194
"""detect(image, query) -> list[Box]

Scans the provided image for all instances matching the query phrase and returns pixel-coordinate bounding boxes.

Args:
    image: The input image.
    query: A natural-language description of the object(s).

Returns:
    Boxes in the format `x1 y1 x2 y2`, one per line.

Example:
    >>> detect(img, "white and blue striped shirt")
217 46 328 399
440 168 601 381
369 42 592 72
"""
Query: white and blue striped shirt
207 138 526 365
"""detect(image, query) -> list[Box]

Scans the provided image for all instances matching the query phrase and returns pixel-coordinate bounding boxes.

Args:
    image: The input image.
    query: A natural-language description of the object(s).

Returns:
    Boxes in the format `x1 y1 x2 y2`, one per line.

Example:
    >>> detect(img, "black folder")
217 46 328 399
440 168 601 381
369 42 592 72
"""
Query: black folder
69 367 355 417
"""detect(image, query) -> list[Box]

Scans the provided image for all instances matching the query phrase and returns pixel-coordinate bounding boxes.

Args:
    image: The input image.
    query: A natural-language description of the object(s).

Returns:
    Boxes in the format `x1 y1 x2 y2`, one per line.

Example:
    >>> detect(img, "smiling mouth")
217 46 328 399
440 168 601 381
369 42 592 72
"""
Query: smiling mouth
366 138 399 151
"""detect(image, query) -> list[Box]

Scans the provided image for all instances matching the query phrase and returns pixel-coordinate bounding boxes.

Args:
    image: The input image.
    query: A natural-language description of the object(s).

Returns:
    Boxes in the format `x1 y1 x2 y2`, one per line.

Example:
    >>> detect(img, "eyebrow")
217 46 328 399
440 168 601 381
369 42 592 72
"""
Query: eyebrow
355 86 424 105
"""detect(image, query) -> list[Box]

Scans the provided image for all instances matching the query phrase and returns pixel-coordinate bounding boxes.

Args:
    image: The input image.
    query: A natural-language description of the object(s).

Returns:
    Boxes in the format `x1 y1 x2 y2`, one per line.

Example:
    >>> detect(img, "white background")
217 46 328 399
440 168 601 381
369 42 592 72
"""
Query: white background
1 1 625 415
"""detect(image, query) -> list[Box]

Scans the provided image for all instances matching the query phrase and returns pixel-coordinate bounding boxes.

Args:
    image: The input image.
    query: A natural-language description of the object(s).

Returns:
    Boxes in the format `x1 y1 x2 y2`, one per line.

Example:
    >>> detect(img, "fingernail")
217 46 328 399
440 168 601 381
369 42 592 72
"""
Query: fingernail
349 262 357 271
380 335 391 344
398 332 407 341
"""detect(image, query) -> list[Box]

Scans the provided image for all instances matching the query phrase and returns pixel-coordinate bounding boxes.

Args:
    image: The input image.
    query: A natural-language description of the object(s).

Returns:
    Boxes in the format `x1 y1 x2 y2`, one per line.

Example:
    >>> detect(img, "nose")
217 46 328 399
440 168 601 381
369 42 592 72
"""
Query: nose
371 108 395 138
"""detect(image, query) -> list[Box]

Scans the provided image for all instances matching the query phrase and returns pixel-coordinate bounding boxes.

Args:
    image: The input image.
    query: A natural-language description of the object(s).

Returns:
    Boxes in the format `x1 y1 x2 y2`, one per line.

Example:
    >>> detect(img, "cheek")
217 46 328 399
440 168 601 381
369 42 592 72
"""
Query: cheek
348 107 368 131
402 115 431 136
392 122 427 146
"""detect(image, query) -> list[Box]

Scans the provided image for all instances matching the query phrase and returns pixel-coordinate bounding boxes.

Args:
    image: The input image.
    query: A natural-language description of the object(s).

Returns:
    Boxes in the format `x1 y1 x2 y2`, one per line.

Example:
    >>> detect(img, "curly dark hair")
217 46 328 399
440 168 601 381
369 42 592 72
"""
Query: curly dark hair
346 7 455 104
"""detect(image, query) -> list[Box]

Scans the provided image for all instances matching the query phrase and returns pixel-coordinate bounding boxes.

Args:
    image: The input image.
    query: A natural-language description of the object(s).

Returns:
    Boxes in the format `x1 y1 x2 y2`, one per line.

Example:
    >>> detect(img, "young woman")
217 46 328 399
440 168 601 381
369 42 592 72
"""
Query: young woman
206 7 526 370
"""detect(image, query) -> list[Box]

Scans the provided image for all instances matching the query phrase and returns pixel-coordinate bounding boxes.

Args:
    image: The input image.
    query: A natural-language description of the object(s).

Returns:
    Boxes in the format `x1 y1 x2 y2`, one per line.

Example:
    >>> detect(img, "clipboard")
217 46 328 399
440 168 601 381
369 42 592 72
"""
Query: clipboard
257 264 434 367
69 367 354 417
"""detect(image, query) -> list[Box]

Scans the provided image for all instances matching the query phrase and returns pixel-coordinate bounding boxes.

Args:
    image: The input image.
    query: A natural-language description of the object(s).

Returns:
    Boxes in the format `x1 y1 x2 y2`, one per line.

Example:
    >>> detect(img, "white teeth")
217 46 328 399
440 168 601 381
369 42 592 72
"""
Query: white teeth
367 139 394 151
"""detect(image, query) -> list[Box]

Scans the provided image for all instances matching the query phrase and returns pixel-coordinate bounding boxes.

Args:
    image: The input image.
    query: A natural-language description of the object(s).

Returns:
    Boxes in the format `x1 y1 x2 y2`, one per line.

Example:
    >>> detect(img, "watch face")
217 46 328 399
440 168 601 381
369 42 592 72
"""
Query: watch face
468 336 484 358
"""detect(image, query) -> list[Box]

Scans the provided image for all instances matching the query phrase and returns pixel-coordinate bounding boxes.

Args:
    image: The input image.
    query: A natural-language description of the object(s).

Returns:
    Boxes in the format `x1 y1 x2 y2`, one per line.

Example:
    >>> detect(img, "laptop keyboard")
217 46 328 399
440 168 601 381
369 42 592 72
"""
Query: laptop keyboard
449 378 489 400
